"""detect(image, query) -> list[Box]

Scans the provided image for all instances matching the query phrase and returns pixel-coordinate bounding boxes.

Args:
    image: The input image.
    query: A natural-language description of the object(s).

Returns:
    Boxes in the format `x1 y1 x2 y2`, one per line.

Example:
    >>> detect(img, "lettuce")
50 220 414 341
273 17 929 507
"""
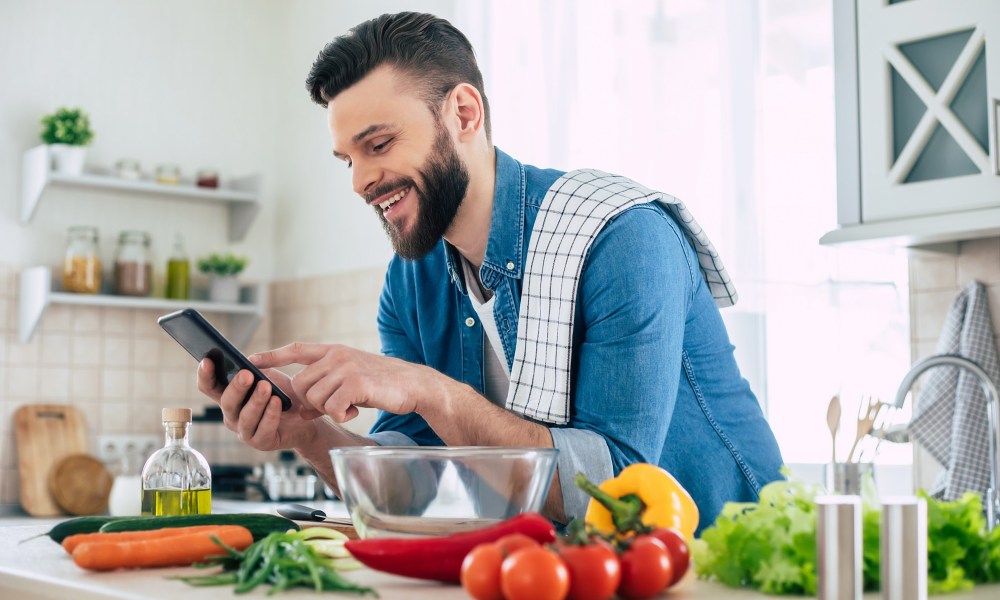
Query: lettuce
692 478 1000 595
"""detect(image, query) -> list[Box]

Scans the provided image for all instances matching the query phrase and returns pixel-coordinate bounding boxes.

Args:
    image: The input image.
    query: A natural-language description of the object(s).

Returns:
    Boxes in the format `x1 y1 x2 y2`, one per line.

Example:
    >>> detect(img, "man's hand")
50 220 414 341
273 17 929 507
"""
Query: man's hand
249 343 443 422
196 358 320 451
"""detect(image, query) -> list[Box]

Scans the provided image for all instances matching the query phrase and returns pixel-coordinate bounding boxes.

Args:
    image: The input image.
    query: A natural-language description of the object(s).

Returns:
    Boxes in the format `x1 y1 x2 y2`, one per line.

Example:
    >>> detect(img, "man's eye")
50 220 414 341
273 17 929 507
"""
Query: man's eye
372 138 393 153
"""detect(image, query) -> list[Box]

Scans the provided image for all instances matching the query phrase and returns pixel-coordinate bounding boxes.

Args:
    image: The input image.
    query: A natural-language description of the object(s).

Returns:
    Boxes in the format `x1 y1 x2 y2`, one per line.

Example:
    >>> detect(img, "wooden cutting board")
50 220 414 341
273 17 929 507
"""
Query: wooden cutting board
14 404 88 517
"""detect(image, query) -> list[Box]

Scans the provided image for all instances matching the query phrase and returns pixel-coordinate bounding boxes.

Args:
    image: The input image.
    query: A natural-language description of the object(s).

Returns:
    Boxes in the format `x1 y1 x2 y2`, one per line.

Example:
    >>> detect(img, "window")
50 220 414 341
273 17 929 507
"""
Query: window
457 0 911 464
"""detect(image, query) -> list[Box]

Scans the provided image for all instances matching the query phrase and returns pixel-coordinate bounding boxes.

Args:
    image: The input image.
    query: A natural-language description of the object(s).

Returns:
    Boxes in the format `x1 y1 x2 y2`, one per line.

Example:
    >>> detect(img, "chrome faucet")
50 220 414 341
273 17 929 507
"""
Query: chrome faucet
893 354 1000 530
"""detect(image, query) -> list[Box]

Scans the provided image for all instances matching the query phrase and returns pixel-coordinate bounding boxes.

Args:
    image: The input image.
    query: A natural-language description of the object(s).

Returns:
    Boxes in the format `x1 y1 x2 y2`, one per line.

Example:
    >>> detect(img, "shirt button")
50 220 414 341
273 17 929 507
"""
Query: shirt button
465 317 475 327
506 261 515 270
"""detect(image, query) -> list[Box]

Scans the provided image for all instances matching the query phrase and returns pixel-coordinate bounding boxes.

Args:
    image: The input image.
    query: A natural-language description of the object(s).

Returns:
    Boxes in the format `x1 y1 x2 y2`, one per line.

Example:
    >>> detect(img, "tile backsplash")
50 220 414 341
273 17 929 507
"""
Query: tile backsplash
0 263 385 506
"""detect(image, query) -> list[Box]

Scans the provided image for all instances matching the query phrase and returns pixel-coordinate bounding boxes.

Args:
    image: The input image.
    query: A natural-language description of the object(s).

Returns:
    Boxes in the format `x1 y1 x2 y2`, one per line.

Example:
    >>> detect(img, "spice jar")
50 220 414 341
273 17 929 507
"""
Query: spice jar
155 164 180 185
62 226 101 294
115 159 142 180
196 168 219 189
114 230 153 296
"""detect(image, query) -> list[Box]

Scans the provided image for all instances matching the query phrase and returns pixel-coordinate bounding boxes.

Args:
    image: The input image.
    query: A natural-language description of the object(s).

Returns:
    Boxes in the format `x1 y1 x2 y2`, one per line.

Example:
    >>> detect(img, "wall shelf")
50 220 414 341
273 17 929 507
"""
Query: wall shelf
20 145 262 242
18 266 267 347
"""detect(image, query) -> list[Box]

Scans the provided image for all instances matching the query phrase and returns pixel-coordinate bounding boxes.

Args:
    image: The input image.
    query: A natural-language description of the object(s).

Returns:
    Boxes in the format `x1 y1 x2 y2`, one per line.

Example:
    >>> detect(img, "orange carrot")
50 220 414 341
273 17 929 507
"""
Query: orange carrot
71 525 253 571
62 525 225 554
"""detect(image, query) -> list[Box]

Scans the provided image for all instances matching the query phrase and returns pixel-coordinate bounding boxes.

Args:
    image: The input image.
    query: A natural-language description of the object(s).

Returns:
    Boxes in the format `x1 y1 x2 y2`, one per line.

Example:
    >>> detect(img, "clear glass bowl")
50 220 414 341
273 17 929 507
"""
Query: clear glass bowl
329 446 558 539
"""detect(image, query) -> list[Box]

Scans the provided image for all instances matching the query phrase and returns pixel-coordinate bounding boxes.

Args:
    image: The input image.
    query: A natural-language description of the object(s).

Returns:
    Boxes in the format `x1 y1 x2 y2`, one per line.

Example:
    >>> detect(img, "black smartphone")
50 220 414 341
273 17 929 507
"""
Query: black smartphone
158 308 293 411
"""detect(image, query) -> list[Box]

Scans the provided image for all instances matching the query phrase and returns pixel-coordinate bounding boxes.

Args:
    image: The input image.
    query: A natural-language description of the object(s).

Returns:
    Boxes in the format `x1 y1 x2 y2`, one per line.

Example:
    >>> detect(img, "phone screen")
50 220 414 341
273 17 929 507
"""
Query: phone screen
158 308 292 411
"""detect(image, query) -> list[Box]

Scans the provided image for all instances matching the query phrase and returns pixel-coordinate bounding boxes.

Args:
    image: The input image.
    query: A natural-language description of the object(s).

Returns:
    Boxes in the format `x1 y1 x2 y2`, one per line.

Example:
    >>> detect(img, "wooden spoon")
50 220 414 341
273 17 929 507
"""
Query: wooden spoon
826 395 841 464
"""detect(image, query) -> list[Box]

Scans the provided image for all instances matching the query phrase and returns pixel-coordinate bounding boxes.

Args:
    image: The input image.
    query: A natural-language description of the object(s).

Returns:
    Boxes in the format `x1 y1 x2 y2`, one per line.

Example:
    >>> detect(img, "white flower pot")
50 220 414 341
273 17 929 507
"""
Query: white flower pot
48 144 87 175
208 275 241 303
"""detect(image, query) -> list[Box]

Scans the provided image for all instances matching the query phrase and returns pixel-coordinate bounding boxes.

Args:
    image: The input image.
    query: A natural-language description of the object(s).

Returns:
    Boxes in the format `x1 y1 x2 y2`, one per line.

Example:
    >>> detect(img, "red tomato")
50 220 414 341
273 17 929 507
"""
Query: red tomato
500 546 570 600
647 527 690 586
494 533 540 556
617 536 673 600
557 541 621 600
461 543 504 600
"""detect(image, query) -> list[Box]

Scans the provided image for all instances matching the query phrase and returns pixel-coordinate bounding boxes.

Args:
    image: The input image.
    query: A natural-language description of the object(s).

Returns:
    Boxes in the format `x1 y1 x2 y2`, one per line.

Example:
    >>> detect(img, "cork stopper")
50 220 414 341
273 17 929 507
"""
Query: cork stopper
162 407 192 423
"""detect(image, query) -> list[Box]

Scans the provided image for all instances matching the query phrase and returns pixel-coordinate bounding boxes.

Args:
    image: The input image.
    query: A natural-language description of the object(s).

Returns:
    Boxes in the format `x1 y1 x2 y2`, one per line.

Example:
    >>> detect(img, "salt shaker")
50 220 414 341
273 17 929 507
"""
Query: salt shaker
881 496 927 600
816 495 862 600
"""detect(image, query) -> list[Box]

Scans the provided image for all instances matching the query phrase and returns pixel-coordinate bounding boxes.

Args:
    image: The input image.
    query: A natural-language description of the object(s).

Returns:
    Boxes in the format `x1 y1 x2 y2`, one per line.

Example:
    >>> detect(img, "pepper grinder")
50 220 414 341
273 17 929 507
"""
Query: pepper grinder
816 495 862 600
881 496 927 600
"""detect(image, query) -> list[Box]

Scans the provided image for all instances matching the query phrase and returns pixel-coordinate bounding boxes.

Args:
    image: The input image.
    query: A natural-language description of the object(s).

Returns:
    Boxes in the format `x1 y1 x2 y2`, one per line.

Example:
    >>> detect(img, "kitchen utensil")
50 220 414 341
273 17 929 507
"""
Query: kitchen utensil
14 404 88 517
816 495 862 600
276 503 359 539
881 496 928 600
847 395 884 462
329 446 558 539
826 395 841 463
48 453 113 516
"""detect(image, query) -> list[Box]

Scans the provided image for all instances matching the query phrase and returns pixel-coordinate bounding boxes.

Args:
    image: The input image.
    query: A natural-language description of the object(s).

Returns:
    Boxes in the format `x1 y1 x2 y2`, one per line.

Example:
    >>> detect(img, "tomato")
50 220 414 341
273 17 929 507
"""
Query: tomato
500 546 570 600
557 540 621 600
617 536 673 600
647 527 690 586
494 533 540 556
461 543 504 600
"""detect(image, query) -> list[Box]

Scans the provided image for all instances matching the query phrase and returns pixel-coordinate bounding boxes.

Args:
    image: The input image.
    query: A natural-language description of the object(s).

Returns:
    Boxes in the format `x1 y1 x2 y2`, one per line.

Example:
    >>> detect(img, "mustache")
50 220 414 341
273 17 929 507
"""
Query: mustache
365 178 416 204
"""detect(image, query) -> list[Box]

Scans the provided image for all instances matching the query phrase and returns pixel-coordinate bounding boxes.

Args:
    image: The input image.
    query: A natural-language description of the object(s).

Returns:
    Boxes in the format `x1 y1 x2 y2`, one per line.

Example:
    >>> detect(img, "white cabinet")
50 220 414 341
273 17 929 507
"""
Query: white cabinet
17 145 267 344
823 0 1000 248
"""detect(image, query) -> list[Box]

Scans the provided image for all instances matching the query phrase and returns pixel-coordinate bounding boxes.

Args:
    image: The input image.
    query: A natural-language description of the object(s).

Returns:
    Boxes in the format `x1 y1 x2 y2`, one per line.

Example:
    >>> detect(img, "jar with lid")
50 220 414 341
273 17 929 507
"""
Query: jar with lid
155 164 180 185
62 226 101 294
114 230 153 296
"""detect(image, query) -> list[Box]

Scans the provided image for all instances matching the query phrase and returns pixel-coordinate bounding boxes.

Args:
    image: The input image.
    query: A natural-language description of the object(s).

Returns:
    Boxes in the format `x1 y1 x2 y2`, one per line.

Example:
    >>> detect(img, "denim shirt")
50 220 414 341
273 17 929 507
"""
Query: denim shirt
369 148 784 532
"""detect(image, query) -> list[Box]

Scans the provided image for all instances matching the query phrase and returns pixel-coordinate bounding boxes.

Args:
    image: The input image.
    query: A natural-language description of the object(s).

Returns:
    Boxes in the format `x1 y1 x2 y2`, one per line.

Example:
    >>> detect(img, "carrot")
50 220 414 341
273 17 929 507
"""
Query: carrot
62 525 224 554
71 525 253 571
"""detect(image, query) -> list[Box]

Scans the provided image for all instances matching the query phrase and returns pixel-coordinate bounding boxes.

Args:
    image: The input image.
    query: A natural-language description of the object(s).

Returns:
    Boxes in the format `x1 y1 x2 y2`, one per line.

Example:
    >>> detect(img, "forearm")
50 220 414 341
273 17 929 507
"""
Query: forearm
292 416 371 497
417 374 568 523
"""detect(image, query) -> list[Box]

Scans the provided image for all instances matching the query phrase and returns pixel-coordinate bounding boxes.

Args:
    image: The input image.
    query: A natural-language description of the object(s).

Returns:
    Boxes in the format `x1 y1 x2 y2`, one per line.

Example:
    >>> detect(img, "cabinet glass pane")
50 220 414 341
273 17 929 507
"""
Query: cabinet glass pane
899 29 973 92
891 66 926 161
951 48 989 152
905 122 979 182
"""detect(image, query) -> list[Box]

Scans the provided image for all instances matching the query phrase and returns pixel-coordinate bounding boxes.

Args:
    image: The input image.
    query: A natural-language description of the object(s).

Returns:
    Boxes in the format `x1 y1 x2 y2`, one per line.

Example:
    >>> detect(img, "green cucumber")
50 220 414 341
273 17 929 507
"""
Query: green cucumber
99 514 299 541
28 516 132 545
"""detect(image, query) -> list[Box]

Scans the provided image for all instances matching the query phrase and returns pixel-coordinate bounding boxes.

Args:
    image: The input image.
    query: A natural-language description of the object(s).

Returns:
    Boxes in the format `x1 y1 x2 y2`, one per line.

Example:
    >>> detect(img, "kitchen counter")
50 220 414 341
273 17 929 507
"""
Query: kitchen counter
1 520 997 599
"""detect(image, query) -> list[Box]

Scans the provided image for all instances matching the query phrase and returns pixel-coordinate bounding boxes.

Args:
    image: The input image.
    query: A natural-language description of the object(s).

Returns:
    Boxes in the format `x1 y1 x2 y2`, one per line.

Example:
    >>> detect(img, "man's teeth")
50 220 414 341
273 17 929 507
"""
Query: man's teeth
378 188 409 210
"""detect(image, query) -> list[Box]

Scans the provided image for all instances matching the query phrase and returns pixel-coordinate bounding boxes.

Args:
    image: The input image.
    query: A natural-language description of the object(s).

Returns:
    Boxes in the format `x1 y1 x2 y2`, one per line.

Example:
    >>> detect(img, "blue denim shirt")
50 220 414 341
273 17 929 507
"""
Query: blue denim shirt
369 148 784 532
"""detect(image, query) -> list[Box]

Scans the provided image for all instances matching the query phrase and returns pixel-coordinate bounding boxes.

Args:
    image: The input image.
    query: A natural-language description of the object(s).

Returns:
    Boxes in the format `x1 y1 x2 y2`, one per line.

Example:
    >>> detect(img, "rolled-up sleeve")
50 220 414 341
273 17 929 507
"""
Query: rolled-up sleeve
550 427 615 520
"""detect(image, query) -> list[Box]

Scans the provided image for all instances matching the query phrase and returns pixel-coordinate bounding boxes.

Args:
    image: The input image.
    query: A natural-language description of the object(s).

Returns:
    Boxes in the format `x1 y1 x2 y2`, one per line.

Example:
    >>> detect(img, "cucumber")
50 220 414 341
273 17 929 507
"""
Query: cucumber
34 516 133 544
99 513 299 541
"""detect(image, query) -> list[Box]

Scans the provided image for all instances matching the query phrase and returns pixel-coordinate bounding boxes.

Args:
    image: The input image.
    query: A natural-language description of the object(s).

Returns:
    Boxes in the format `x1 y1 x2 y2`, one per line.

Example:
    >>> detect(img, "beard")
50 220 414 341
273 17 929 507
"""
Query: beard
371 127 470 260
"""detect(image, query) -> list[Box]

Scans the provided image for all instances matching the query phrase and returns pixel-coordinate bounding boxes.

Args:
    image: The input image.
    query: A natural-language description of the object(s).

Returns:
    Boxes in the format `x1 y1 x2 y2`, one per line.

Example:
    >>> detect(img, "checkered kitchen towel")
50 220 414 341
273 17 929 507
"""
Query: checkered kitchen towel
909 280 1000 501
505 169 737 424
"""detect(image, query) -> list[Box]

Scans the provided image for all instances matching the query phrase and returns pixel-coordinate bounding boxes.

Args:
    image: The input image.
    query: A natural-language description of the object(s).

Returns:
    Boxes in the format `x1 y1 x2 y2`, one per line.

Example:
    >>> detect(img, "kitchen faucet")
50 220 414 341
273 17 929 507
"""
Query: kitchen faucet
893 354 1000 530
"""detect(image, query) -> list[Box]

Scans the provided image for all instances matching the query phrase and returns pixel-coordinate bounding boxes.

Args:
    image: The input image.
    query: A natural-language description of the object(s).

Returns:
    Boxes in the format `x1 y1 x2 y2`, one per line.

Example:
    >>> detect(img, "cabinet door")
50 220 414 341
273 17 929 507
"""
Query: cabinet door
857 0 1000 222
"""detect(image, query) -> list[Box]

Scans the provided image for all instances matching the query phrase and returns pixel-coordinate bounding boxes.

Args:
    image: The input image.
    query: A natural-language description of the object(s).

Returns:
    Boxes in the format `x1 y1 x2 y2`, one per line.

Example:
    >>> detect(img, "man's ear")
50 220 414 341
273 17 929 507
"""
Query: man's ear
449 83 485 143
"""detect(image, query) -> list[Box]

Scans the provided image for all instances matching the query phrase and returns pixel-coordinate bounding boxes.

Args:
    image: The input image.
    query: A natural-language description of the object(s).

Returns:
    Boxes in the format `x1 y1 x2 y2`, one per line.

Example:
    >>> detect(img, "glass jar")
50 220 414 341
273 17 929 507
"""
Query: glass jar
115 158 142 180
114 230 153 296
196 168 219 189
62 226 101 294
155 164 180 185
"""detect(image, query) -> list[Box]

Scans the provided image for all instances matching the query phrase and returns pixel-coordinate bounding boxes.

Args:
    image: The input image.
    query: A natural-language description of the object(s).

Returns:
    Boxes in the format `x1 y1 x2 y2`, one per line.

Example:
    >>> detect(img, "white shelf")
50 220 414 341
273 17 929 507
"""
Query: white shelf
18 266 267 347
20 145 262 242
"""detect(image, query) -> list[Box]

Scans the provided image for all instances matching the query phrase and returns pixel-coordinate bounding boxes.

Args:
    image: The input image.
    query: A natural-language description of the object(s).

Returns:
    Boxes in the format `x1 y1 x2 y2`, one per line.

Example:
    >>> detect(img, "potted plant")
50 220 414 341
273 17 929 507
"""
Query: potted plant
197 253 248 303
39 107 95 175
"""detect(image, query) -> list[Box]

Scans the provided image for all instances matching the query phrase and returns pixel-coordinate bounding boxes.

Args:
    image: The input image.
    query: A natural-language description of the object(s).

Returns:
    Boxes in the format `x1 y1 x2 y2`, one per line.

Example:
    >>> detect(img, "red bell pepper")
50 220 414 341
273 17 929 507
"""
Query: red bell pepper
343 512 556 582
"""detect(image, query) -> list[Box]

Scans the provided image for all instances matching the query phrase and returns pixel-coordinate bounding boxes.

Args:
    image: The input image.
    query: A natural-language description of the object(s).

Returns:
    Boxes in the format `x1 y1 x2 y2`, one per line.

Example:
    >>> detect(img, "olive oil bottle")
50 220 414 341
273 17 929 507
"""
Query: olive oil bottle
140 408 212 516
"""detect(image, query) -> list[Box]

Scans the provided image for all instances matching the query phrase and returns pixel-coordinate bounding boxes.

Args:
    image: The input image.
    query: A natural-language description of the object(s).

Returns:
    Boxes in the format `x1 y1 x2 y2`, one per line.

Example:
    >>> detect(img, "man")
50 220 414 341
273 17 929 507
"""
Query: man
198 11 783 532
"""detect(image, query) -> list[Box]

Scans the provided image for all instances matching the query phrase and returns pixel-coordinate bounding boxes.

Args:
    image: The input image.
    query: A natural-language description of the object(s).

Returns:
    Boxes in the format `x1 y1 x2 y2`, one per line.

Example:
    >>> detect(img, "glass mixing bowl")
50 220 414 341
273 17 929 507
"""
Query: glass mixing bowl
329 446 558 539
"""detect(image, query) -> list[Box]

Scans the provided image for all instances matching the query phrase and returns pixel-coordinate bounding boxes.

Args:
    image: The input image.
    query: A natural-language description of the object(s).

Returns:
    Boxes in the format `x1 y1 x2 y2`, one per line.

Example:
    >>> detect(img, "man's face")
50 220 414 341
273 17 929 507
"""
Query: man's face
328 66 469 259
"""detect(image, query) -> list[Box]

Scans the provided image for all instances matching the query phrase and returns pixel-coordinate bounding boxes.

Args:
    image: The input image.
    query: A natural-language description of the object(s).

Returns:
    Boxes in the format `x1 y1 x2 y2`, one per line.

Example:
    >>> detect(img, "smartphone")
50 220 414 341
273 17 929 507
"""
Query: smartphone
158 308 292 411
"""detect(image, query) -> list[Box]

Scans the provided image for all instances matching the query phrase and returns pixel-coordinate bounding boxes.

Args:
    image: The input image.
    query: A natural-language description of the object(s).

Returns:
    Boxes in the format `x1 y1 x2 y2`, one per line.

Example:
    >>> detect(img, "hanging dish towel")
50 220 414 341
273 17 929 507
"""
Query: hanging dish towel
505 169 736 425
908 280 1000 501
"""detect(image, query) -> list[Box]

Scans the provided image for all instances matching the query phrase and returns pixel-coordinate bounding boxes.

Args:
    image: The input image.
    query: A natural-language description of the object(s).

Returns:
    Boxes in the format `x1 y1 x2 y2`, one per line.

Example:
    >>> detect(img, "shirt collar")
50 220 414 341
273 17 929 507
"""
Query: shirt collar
445 147 526 291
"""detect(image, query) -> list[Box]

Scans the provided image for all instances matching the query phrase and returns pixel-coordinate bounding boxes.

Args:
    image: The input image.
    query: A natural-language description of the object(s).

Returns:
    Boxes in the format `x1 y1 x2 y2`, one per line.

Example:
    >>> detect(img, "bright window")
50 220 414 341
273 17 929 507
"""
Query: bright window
457 0 912 464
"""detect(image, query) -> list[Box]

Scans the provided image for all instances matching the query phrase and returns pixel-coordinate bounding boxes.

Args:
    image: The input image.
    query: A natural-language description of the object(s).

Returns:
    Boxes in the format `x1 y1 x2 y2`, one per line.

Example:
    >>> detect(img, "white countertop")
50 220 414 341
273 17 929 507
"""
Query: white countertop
1 505 997 599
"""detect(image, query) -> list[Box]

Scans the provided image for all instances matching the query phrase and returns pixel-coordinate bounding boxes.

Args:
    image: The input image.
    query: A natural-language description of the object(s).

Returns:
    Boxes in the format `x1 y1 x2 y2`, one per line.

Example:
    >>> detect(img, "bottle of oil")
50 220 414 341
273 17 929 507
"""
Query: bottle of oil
165 234 189 300
140 408 212 515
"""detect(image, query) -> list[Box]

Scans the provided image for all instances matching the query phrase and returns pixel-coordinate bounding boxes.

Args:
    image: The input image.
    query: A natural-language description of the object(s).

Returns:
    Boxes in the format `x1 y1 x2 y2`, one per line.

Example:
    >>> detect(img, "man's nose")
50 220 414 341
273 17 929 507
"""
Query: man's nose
352 158 378 198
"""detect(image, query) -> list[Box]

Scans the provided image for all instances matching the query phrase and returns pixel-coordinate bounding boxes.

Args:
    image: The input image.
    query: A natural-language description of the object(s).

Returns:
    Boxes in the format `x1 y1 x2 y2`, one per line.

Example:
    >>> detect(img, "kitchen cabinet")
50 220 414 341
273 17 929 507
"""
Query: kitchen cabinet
20 145 262 243
822 0 1000 250
17 266 267 347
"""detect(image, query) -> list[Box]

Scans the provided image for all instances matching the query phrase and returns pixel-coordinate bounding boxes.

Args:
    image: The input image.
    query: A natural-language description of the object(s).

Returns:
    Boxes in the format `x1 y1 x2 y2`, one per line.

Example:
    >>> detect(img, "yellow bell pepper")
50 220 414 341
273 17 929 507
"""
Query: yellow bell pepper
577 463 699 540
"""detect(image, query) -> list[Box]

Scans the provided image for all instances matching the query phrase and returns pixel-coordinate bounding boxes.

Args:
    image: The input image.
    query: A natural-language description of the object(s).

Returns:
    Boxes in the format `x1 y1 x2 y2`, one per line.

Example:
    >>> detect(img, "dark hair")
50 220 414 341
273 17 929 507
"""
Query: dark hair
306 12 491 140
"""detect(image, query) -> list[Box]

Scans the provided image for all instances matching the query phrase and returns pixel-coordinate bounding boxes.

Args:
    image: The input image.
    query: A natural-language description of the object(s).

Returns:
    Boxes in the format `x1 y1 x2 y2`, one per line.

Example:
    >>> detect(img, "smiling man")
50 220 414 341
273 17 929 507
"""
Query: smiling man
197 11 784 532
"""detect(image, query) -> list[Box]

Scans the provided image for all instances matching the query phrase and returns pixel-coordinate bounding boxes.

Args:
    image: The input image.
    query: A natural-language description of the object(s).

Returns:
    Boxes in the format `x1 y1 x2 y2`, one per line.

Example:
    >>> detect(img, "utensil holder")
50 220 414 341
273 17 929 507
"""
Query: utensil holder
824 462 874 495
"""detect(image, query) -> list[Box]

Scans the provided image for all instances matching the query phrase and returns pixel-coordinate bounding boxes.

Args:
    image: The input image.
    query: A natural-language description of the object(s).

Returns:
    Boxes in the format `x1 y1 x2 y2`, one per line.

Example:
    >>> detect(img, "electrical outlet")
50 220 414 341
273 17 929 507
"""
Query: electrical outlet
96 434 160 465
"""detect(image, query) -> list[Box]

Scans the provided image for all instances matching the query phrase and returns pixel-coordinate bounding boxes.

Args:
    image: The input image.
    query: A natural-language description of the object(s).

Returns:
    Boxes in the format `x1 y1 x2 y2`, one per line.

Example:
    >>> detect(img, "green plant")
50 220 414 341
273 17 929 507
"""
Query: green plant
39 107 94 146
197 253 248 277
